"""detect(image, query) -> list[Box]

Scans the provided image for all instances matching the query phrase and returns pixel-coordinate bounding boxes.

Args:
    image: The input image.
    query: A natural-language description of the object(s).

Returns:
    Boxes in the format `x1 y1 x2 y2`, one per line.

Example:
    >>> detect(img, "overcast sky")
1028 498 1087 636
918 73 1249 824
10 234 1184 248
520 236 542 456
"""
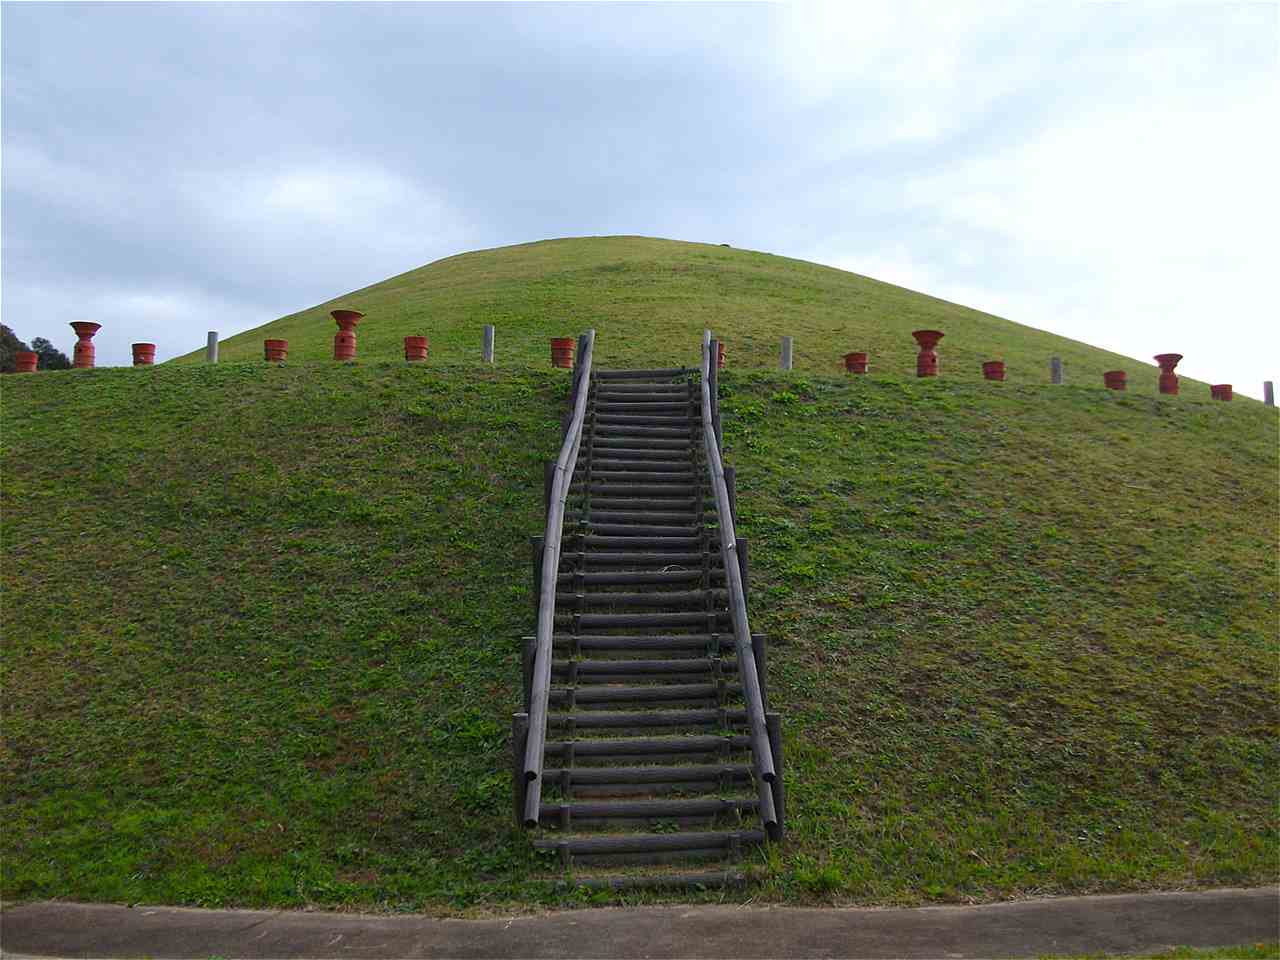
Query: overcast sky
3 2 1277 396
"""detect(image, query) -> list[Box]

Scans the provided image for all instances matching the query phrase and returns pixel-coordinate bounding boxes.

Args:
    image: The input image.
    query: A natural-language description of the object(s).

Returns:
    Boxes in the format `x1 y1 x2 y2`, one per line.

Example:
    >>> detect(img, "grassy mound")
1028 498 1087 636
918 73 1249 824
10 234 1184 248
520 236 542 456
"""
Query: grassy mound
176 236 1221 397
3 355 1274 911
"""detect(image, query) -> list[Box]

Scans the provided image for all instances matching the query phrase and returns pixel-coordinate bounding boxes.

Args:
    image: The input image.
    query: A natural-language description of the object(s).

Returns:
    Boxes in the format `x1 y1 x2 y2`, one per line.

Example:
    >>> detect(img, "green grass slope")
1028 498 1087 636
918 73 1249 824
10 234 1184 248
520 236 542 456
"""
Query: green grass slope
176 236 1226 397
3 357 1275 912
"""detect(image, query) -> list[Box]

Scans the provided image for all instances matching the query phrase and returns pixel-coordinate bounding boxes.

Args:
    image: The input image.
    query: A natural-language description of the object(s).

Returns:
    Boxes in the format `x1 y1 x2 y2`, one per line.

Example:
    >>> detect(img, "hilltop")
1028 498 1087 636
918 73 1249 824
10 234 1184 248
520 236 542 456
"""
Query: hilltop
4 237 1276 912
176 236 1214 396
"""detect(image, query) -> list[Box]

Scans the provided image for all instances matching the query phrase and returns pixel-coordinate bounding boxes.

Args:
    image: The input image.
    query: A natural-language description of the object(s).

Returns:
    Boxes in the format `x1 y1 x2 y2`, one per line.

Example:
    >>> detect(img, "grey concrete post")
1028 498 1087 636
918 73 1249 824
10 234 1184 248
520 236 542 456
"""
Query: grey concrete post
1050 356 1063 384
205 331 218 364
780 336 793 371
1265 381 1275 406
482 325 495 364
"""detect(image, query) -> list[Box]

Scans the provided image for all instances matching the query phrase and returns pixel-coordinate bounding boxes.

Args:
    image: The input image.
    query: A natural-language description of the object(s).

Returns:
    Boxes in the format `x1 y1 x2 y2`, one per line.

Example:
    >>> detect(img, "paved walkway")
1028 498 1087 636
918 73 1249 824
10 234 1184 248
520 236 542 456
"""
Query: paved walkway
2 887 1276 959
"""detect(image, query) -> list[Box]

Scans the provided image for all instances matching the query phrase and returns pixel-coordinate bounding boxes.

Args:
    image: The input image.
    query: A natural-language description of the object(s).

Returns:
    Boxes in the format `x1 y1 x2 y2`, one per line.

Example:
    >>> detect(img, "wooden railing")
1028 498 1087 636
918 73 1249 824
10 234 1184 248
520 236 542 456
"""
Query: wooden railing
521 330 596 825
699 329 780 838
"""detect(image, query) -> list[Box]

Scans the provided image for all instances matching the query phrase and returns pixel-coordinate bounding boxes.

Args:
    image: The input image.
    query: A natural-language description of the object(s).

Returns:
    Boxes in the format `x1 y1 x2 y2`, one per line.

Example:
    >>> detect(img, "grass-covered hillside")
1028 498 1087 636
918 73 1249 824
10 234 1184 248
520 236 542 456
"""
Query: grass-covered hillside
177 236 1227 397
3 352 1275 912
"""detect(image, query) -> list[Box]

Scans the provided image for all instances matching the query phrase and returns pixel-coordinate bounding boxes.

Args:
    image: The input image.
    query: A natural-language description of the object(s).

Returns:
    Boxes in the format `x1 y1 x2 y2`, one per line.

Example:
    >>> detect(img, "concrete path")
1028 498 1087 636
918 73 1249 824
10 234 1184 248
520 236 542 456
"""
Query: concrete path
2 887 1276 959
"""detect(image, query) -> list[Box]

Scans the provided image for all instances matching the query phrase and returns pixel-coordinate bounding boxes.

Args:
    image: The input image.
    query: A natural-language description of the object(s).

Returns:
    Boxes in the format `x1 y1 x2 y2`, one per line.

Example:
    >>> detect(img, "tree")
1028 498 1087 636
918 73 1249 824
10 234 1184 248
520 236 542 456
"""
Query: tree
30 337 71 370
0 324 31 373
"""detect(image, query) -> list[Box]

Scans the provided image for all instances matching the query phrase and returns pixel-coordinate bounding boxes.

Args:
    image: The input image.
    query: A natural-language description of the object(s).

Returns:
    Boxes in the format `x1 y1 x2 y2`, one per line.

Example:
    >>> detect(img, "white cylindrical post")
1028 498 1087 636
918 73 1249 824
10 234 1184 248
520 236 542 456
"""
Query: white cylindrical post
482 325 495 364
1265 381 1275 406
780 336 793 371
1050 356 1063 384
206 331 219 363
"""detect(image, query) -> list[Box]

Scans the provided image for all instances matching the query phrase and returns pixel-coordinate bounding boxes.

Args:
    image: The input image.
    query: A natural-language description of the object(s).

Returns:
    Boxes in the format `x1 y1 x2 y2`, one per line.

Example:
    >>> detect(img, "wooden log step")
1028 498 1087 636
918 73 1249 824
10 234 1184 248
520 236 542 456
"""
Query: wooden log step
534 830 765 855
580 447 691 461
594 392 691 403
594 402 694 414
557 550 718 566
571 483 698 497
546 709 747 729
594 368 692 381
586 476 696 488
552 658 736 677
555 610 729 628
542 764 750 784
585 496 698 510
554 589 727 608
539 798 759 822
589 426 691 438
556 570 724 587
567 523 701 538
593 381 690 392
590 437 691 450
580 459 694 473
565 510 701 525
542 734 751 758
578 535 712 550
550 682 741 704
550 634 735 653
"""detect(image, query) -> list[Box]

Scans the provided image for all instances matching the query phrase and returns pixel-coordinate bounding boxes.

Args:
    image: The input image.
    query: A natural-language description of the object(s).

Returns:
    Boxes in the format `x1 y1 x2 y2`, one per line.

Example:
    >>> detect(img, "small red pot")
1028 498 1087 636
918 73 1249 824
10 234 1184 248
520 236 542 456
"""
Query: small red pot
1154 353 1182 395
550 336 576 369
1103 370 1126 391
982 360 1005 381
14 351 38 373
844 351 869 374
1210 384 1232 401
404 335 429 362
131 343 156 366
912 330 943 377
70 321 101 369
264 339 289 362
717 341 726 370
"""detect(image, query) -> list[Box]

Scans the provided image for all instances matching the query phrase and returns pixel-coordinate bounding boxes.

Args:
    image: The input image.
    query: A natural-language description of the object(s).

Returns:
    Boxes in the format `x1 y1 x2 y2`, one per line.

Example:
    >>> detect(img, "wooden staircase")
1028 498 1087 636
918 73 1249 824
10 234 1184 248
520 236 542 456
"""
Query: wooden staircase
513 333 784 891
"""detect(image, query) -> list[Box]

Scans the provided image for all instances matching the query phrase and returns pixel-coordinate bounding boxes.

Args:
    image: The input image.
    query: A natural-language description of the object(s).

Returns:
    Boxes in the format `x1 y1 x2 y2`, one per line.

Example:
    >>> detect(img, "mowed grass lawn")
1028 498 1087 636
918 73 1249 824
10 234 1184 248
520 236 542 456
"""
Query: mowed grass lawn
1 361 1276 912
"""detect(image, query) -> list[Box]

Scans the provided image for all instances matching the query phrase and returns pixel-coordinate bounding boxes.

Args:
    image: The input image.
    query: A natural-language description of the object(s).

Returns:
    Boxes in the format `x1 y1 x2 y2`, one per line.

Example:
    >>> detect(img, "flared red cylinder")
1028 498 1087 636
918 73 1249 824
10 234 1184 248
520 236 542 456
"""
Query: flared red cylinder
14 351 38 373
844 351 869 374
912 330 943 377
131 343 156 366
404 336 429 362
1154 353 1182 395
550 336 576 369
264 339 289 362
982 360 1006 381
1210 384 1233 401
70 322 101 369
332 310 363 362
1103 370 1126 391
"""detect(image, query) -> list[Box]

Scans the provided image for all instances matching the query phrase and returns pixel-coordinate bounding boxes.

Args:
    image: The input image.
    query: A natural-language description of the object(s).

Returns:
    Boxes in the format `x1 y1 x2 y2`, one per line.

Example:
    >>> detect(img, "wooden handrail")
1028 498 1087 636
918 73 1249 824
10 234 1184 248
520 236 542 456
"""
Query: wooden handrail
521 329 596 825
699 330 779 836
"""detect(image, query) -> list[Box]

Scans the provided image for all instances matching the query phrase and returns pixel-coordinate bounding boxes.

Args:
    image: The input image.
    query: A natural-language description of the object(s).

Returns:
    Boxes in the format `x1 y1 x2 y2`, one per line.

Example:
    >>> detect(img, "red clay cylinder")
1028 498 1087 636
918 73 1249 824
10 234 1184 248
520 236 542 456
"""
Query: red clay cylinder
717 341 726 370
404 335 429 362
982 360 1006 381
1154 353 1182 395
844 351 869 374
912 330 943 377
264 339 289 362
332 309 363 362
1210 384 1233 401
550 336 576 369
14 350 38 373
1103 370 1126 390
70 321 101 369
131 343 156 366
